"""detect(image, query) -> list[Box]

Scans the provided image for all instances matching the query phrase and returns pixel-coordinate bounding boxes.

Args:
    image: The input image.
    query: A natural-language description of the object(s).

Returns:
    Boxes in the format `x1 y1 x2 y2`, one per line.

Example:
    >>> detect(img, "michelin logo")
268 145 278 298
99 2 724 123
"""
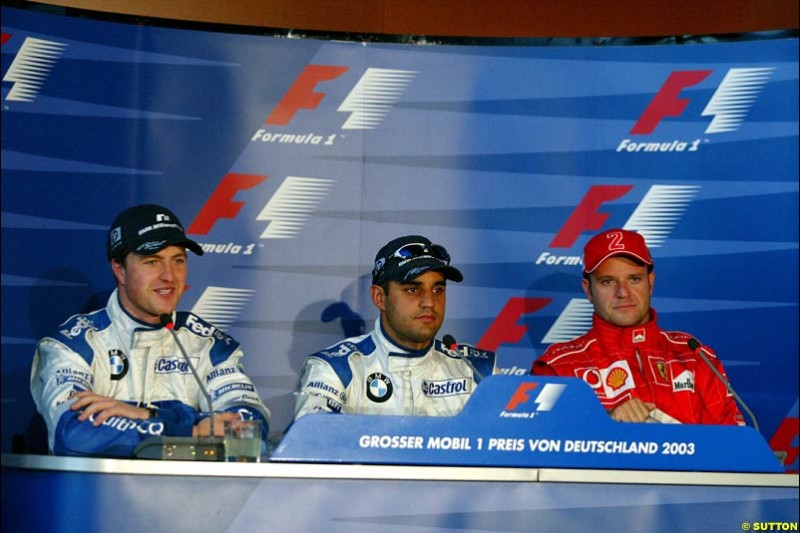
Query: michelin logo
214 382 256 399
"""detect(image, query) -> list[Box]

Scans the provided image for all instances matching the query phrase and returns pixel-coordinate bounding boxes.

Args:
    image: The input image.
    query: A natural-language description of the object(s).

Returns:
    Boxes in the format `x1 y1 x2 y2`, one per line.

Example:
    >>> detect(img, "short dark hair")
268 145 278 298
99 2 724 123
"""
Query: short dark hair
376 280 391 294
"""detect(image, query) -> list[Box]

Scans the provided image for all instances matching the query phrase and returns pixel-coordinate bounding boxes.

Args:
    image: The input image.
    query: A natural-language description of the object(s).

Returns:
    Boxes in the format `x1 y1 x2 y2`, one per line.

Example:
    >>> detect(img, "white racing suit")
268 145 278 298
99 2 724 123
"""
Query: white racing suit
30 289 270 457
294 318 496 419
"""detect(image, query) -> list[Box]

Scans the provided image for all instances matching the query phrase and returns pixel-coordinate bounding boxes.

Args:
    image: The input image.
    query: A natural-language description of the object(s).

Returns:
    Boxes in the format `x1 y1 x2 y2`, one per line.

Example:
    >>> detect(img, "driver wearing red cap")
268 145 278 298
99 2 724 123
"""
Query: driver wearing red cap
532 228 744 425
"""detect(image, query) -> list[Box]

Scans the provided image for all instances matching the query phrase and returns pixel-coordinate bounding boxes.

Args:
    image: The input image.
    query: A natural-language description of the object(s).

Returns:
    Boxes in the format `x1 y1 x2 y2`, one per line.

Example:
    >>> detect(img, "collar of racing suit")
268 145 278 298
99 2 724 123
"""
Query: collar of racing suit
107 289 172 350
591 307 661 349
375 317 434 358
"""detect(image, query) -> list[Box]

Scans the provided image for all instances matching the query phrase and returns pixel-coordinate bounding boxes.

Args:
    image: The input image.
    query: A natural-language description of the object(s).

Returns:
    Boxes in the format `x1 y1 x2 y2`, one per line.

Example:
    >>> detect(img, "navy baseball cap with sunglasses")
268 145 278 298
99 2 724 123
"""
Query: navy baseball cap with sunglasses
372 235 463 285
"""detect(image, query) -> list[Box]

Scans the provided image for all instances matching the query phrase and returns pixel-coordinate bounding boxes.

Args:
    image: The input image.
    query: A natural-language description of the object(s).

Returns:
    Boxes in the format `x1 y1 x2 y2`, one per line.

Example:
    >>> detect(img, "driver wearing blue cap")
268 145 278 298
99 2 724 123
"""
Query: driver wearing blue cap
294 235 496 419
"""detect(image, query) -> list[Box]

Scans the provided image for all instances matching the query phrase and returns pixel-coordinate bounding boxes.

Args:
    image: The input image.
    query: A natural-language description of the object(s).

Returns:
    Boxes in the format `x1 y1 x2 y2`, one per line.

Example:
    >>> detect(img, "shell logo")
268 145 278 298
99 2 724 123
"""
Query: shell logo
606 367 629 391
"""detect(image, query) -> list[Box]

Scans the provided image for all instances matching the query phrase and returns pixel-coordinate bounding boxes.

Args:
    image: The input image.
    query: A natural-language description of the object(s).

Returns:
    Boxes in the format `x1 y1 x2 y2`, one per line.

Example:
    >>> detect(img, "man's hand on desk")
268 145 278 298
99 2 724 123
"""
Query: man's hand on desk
608 398 656 423
71 391 149 425
192 412 241 437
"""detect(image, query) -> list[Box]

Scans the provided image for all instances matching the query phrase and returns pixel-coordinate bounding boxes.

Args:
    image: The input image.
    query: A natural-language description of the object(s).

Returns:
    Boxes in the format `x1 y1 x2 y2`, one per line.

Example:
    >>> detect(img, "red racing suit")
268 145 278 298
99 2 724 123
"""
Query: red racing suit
531 309 744 425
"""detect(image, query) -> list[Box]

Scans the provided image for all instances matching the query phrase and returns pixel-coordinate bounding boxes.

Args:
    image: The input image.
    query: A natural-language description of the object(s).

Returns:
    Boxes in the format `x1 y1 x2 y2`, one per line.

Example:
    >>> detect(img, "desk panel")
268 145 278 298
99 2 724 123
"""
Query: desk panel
3 454 798 533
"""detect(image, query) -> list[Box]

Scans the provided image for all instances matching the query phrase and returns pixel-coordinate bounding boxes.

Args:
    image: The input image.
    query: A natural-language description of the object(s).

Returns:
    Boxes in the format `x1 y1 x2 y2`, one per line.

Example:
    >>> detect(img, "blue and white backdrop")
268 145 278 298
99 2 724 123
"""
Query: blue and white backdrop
2 7 797 470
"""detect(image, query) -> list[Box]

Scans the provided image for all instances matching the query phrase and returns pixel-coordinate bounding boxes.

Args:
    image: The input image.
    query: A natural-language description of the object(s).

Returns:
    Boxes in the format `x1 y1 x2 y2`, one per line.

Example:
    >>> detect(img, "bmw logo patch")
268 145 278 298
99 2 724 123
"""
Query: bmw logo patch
366 372 393 403
109 349 129 381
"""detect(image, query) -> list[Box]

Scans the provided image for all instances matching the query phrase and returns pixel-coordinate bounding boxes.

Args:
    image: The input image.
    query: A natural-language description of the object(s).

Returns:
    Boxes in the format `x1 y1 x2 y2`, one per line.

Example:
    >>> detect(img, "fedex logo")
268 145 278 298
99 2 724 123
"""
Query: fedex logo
503 382 566 415
630 68 774 135
262 64 417 130
188 173 335 239
2 35 67 102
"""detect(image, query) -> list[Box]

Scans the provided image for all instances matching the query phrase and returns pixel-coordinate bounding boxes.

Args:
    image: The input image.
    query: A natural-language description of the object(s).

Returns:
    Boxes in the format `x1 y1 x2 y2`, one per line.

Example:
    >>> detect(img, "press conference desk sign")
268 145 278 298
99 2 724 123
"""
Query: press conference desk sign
271 376 783 473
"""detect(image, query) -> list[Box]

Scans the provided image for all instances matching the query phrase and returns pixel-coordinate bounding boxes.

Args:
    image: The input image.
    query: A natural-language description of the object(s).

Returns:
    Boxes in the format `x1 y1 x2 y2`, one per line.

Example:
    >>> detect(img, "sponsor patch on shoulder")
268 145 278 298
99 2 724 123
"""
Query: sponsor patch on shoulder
439 341 491 359
60 316 98 340
320 342 359 358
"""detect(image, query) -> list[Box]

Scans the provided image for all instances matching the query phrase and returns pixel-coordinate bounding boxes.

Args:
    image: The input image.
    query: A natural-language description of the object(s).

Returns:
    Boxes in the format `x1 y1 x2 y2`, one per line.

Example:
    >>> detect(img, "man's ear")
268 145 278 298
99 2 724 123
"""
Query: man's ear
111 258 126 286
581 277 593 304
370 284 386 312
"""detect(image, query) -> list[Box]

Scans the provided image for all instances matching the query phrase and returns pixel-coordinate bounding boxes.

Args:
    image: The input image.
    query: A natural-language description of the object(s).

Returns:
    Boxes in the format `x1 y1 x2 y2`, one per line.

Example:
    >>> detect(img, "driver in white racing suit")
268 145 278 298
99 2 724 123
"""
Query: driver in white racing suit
31 204 269 457
294 235 496 419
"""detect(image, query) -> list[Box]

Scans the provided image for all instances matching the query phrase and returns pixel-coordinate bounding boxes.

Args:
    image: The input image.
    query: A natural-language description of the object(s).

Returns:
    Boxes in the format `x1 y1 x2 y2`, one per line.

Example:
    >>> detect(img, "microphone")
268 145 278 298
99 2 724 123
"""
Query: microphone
160 313 219 439
443 334 484 381
687 338 760 433
442 334 457 350
133 314 225 461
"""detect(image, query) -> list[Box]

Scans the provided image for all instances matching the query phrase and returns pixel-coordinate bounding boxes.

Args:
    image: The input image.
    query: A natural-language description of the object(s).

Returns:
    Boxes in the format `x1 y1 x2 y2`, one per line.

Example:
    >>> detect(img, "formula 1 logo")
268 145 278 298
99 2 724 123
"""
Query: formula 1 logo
187 173 335 247
769 401 798 473
541 298 594 344
2 35 67 103
542 183 699 257
251 65 416 147
530 183 699 274
618 68 774 153
477 183 699 351
501 382 566 419
190 286 255 329
265 65 417 129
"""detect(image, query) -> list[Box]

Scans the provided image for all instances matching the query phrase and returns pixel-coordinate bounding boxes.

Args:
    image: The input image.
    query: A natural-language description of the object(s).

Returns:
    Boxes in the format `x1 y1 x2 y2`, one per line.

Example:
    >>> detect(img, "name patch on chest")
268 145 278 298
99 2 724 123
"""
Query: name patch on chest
154 357 191 375
422 378 471 397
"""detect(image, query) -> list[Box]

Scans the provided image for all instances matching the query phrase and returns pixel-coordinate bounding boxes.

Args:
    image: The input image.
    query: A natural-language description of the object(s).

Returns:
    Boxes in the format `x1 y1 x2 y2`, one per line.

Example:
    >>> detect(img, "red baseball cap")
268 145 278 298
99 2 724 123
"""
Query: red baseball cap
583 229 653 274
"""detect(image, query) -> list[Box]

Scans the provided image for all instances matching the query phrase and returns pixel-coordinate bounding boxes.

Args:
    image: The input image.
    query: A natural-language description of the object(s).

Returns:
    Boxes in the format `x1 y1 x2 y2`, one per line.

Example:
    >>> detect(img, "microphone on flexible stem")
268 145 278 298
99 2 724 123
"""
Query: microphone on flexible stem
132 315 225 461
687 338 760 433
443 334 484 381
160 313 217 439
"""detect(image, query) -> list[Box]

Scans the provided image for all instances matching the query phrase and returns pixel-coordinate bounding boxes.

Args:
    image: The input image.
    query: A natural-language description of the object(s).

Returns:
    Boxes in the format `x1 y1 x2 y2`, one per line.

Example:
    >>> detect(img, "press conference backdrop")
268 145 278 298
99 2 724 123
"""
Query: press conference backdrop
1 7 797 469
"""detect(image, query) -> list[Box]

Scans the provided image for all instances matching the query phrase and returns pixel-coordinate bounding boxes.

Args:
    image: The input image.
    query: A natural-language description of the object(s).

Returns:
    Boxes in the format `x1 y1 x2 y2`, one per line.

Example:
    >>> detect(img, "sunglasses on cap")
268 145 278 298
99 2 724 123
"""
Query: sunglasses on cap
372 242 451 282
390 242 450 262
